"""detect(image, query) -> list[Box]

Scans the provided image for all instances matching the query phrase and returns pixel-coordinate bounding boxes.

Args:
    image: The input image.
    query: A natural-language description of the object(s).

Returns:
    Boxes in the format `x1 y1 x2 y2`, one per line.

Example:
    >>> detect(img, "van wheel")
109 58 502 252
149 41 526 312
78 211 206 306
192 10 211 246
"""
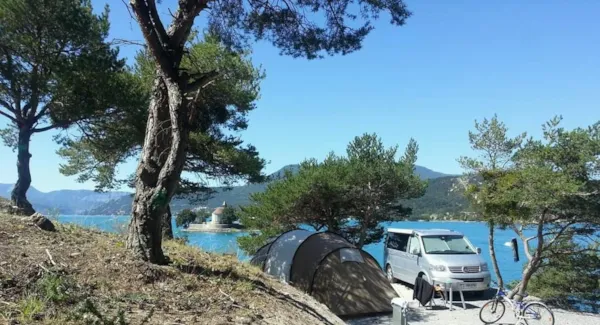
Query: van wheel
386 265 397 283
419 272 431 285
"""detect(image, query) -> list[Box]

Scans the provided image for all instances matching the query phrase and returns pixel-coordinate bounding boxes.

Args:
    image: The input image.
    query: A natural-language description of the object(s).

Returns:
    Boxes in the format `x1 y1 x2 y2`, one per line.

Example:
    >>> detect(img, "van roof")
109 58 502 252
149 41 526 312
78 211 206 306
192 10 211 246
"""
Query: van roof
387 228 464 236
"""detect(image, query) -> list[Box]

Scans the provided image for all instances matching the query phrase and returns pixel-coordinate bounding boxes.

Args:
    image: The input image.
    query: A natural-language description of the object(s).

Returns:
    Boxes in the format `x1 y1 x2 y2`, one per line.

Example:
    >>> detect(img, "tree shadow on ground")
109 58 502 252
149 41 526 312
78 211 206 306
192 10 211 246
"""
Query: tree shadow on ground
173 262 339 325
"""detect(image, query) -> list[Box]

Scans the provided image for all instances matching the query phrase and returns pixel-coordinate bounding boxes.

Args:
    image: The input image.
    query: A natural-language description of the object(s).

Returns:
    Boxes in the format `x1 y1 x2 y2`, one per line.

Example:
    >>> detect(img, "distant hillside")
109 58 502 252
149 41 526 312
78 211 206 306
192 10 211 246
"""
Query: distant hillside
402 176 471 219
86 164 467 216
0 184 130 215
85 183 267 215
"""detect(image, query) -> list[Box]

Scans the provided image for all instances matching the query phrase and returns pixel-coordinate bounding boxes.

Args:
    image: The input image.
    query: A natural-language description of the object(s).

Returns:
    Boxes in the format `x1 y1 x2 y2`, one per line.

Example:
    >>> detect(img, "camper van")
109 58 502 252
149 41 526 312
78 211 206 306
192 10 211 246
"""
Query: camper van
383 228 491 294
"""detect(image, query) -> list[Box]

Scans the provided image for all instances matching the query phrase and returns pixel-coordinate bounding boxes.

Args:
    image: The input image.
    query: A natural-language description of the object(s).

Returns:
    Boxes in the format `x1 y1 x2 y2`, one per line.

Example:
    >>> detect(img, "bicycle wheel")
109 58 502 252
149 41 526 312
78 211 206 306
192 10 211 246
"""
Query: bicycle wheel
479 299 506 324
521 301 554 325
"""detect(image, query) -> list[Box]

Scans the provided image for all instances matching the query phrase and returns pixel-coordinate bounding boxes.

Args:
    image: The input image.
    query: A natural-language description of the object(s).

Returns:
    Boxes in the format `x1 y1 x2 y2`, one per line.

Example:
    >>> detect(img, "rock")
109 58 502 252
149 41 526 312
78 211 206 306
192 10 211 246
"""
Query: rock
30 213 56 232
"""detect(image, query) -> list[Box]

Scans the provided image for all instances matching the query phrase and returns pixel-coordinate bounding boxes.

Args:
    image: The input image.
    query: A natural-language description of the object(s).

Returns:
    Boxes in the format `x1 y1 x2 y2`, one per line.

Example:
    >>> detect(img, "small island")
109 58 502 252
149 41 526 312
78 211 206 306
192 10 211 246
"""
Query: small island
183 202 245 233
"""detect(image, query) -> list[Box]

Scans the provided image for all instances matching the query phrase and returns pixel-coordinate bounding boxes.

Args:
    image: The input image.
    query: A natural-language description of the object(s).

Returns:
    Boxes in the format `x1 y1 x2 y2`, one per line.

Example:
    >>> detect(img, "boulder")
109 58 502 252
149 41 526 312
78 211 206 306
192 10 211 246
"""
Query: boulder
30 213 56 232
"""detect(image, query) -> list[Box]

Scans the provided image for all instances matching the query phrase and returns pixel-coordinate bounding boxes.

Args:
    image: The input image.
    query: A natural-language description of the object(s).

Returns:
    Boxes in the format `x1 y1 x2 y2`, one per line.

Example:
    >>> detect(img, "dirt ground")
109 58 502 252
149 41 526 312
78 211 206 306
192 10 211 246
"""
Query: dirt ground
0 213 344 325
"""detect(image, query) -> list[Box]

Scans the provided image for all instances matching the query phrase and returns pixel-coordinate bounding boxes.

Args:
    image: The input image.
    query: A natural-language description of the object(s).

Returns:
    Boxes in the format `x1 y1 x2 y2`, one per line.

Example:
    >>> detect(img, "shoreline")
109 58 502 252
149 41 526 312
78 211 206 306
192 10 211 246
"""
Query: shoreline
182 227 246 233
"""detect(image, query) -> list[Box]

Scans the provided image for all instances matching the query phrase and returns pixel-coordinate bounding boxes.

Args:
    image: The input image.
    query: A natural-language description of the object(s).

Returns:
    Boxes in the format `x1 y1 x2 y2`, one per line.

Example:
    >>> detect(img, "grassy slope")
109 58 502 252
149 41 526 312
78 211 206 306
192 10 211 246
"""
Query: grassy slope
0 213 344 325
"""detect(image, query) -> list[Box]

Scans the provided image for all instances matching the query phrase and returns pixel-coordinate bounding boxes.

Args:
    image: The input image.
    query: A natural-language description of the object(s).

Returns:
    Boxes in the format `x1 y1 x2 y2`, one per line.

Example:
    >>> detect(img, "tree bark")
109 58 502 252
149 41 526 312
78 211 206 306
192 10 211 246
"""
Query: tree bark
11 125 35 215
127 0 208 264
126 77 172 264
488 220 504 288
509 216 545 300
511 258 539 302
162 204 174 240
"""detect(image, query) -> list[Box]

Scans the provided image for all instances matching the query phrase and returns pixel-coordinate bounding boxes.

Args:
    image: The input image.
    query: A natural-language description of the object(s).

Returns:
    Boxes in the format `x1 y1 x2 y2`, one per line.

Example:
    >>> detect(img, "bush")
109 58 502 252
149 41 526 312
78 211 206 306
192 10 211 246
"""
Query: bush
221 206 238 225
175 209 197 228
36 273 74 304
528 242 600 312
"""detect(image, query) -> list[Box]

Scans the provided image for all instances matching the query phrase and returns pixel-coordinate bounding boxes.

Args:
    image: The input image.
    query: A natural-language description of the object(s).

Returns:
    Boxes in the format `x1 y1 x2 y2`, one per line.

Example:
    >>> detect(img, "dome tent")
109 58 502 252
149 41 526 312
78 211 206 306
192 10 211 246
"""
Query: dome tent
250 229 398 317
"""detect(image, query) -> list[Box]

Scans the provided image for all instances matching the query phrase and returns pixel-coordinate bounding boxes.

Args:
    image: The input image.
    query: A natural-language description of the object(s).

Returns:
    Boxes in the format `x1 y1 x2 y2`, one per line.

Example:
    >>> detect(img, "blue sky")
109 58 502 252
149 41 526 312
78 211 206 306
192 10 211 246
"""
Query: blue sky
1 0 599 192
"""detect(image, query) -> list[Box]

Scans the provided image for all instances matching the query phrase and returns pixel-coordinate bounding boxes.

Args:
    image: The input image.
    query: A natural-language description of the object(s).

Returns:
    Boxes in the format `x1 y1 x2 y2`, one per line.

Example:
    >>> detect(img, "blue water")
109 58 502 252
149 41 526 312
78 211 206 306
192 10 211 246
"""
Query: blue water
57 216 530 283
57 215 251 260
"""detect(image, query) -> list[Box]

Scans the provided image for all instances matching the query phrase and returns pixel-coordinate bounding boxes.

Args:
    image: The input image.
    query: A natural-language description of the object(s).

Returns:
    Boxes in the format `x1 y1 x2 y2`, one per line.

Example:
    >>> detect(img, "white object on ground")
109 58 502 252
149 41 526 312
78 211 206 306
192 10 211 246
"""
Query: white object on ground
391 298 409 325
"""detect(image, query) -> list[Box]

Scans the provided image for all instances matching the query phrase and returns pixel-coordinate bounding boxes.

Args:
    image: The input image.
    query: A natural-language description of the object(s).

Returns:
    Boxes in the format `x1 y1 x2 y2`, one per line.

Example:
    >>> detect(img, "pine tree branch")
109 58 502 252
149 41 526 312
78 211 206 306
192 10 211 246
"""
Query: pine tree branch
544 221 577 249
34 101 63 120
511 223 534 261
0 108 17 123
25 65 40 118
32 123 62 133
185 71 219 93
129 0 177 80
167 0 211 61
0 99 15 114
0 47 22 116
146 0 170 47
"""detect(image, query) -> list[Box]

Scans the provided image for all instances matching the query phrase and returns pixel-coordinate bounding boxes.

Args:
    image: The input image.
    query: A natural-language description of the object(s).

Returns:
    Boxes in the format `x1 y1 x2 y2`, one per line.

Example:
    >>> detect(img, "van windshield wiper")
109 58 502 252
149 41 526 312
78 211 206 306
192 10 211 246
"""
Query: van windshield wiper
426 250 476 254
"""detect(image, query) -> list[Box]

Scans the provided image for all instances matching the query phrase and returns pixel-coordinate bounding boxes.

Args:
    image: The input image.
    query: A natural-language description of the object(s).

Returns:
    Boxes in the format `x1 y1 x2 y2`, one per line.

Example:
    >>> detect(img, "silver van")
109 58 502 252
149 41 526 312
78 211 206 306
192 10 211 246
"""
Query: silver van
383 228 491 294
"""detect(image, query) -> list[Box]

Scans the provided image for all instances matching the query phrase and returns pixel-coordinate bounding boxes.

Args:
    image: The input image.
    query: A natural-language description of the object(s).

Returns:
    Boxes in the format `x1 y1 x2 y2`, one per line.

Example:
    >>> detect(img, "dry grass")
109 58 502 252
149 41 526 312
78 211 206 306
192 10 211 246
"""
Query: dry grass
0 214 344 325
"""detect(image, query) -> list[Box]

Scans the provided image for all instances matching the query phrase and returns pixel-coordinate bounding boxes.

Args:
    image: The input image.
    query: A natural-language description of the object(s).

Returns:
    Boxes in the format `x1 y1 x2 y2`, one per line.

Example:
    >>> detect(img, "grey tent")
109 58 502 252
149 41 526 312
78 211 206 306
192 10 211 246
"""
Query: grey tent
250 229 398 317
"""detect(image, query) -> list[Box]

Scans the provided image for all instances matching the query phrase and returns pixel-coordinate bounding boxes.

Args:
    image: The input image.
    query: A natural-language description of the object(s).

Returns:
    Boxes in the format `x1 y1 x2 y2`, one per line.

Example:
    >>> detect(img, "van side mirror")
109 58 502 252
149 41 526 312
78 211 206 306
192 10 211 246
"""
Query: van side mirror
412 248 421 256
476 247 482 254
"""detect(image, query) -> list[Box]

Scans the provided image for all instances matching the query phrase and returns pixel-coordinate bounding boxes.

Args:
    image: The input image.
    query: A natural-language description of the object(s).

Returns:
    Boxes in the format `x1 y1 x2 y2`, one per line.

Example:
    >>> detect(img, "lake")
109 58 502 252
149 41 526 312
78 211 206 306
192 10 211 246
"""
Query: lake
56 215 531 283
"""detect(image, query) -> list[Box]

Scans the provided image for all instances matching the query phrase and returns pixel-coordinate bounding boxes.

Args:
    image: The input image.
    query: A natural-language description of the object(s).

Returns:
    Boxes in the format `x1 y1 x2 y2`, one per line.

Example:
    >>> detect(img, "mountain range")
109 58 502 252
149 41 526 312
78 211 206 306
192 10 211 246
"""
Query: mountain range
0 184 129 215
85 165 467 216
1 165 469 218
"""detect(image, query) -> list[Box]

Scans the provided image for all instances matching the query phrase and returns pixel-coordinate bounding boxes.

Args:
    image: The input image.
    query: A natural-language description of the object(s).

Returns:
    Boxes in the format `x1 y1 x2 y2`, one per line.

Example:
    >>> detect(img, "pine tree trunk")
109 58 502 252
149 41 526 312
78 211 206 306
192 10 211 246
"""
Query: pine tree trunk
511 259 538 302
488 220 504 288
126 76 188 264
11 126 35 216
162 205 174 240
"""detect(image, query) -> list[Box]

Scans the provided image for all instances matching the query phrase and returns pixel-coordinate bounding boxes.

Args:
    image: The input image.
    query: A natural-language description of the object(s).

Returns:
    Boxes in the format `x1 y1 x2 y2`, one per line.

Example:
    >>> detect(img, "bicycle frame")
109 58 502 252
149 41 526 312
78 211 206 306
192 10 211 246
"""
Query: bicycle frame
495 287 527 318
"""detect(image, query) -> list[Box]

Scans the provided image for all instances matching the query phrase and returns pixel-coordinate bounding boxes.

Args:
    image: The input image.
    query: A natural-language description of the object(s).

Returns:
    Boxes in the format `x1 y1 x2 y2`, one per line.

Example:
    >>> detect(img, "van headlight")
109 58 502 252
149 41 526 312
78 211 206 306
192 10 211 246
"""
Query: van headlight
429 265 446 272
481 263 489 271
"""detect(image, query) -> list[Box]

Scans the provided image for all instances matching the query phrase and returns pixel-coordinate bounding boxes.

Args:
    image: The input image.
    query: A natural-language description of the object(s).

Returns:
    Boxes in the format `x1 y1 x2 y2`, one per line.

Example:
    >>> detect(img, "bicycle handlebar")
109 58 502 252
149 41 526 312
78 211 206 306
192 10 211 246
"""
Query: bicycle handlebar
490 281 529 298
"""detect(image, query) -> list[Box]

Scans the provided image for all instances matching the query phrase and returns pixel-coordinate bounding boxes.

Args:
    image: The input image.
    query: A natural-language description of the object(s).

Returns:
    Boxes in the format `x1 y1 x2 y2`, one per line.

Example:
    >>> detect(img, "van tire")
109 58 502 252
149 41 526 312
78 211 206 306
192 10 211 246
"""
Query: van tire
386 265 398 283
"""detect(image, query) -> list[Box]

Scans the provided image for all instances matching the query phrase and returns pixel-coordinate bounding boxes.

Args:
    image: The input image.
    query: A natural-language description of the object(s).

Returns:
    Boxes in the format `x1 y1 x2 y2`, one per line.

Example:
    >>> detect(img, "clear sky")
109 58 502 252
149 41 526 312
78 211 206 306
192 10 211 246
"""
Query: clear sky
1 0 599 192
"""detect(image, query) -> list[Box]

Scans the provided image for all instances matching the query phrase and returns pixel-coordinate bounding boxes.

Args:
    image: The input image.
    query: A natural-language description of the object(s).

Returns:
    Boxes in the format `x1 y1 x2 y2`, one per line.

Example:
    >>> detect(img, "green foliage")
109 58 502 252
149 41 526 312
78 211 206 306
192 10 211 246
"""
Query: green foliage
239 133 426 253
36 273 73 304
344 134 426 247
175 209 197 229
57 34 266 196
528 240 600 311
76 299 153 325
17 296 45 322
221 206 238 224
0 0 131 131
458 115 526 222
458 115 526 287
203 0 411 59
460 115 600 302
0 127 16 150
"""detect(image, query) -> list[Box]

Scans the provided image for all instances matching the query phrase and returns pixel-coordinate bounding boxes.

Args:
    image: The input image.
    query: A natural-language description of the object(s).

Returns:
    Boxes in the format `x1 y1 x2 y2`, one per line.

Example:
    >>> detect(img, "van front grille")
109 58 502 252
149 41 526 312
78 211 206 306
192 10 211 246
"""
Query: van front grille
453 278 484 283
448 266 481 273
464 266 481 273
448 266 463 273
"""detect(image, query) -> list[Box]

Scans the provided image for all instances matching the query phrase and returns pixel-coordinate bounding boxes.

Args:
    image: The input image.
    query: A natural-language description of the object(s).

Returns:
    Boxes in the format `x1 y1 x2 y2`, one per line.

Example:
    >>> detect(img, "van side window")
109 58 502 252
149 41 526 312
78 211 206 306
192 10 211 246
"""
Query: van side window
407 235 421 255
387 233 400 249
397 234 409 252
387 233 409 252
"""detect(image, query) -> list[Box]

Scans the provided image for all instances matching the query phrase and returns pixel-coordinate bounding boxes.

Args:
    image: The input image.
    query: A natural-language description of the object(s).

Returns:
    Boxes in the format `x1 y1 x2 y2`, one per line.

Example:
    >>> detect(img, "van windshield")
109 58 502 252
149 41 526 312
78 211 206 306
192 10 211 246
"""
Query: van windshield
422 235 476 254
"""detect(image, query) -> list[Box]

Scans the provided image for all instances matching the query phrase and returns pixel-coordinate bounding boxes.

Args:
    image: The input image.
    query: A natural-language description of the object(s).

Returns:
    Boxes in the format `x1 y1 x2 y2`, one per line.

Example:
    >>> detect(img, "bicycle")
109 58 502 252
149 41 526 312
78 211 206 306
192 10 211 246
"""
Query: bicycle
479 281 555 325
